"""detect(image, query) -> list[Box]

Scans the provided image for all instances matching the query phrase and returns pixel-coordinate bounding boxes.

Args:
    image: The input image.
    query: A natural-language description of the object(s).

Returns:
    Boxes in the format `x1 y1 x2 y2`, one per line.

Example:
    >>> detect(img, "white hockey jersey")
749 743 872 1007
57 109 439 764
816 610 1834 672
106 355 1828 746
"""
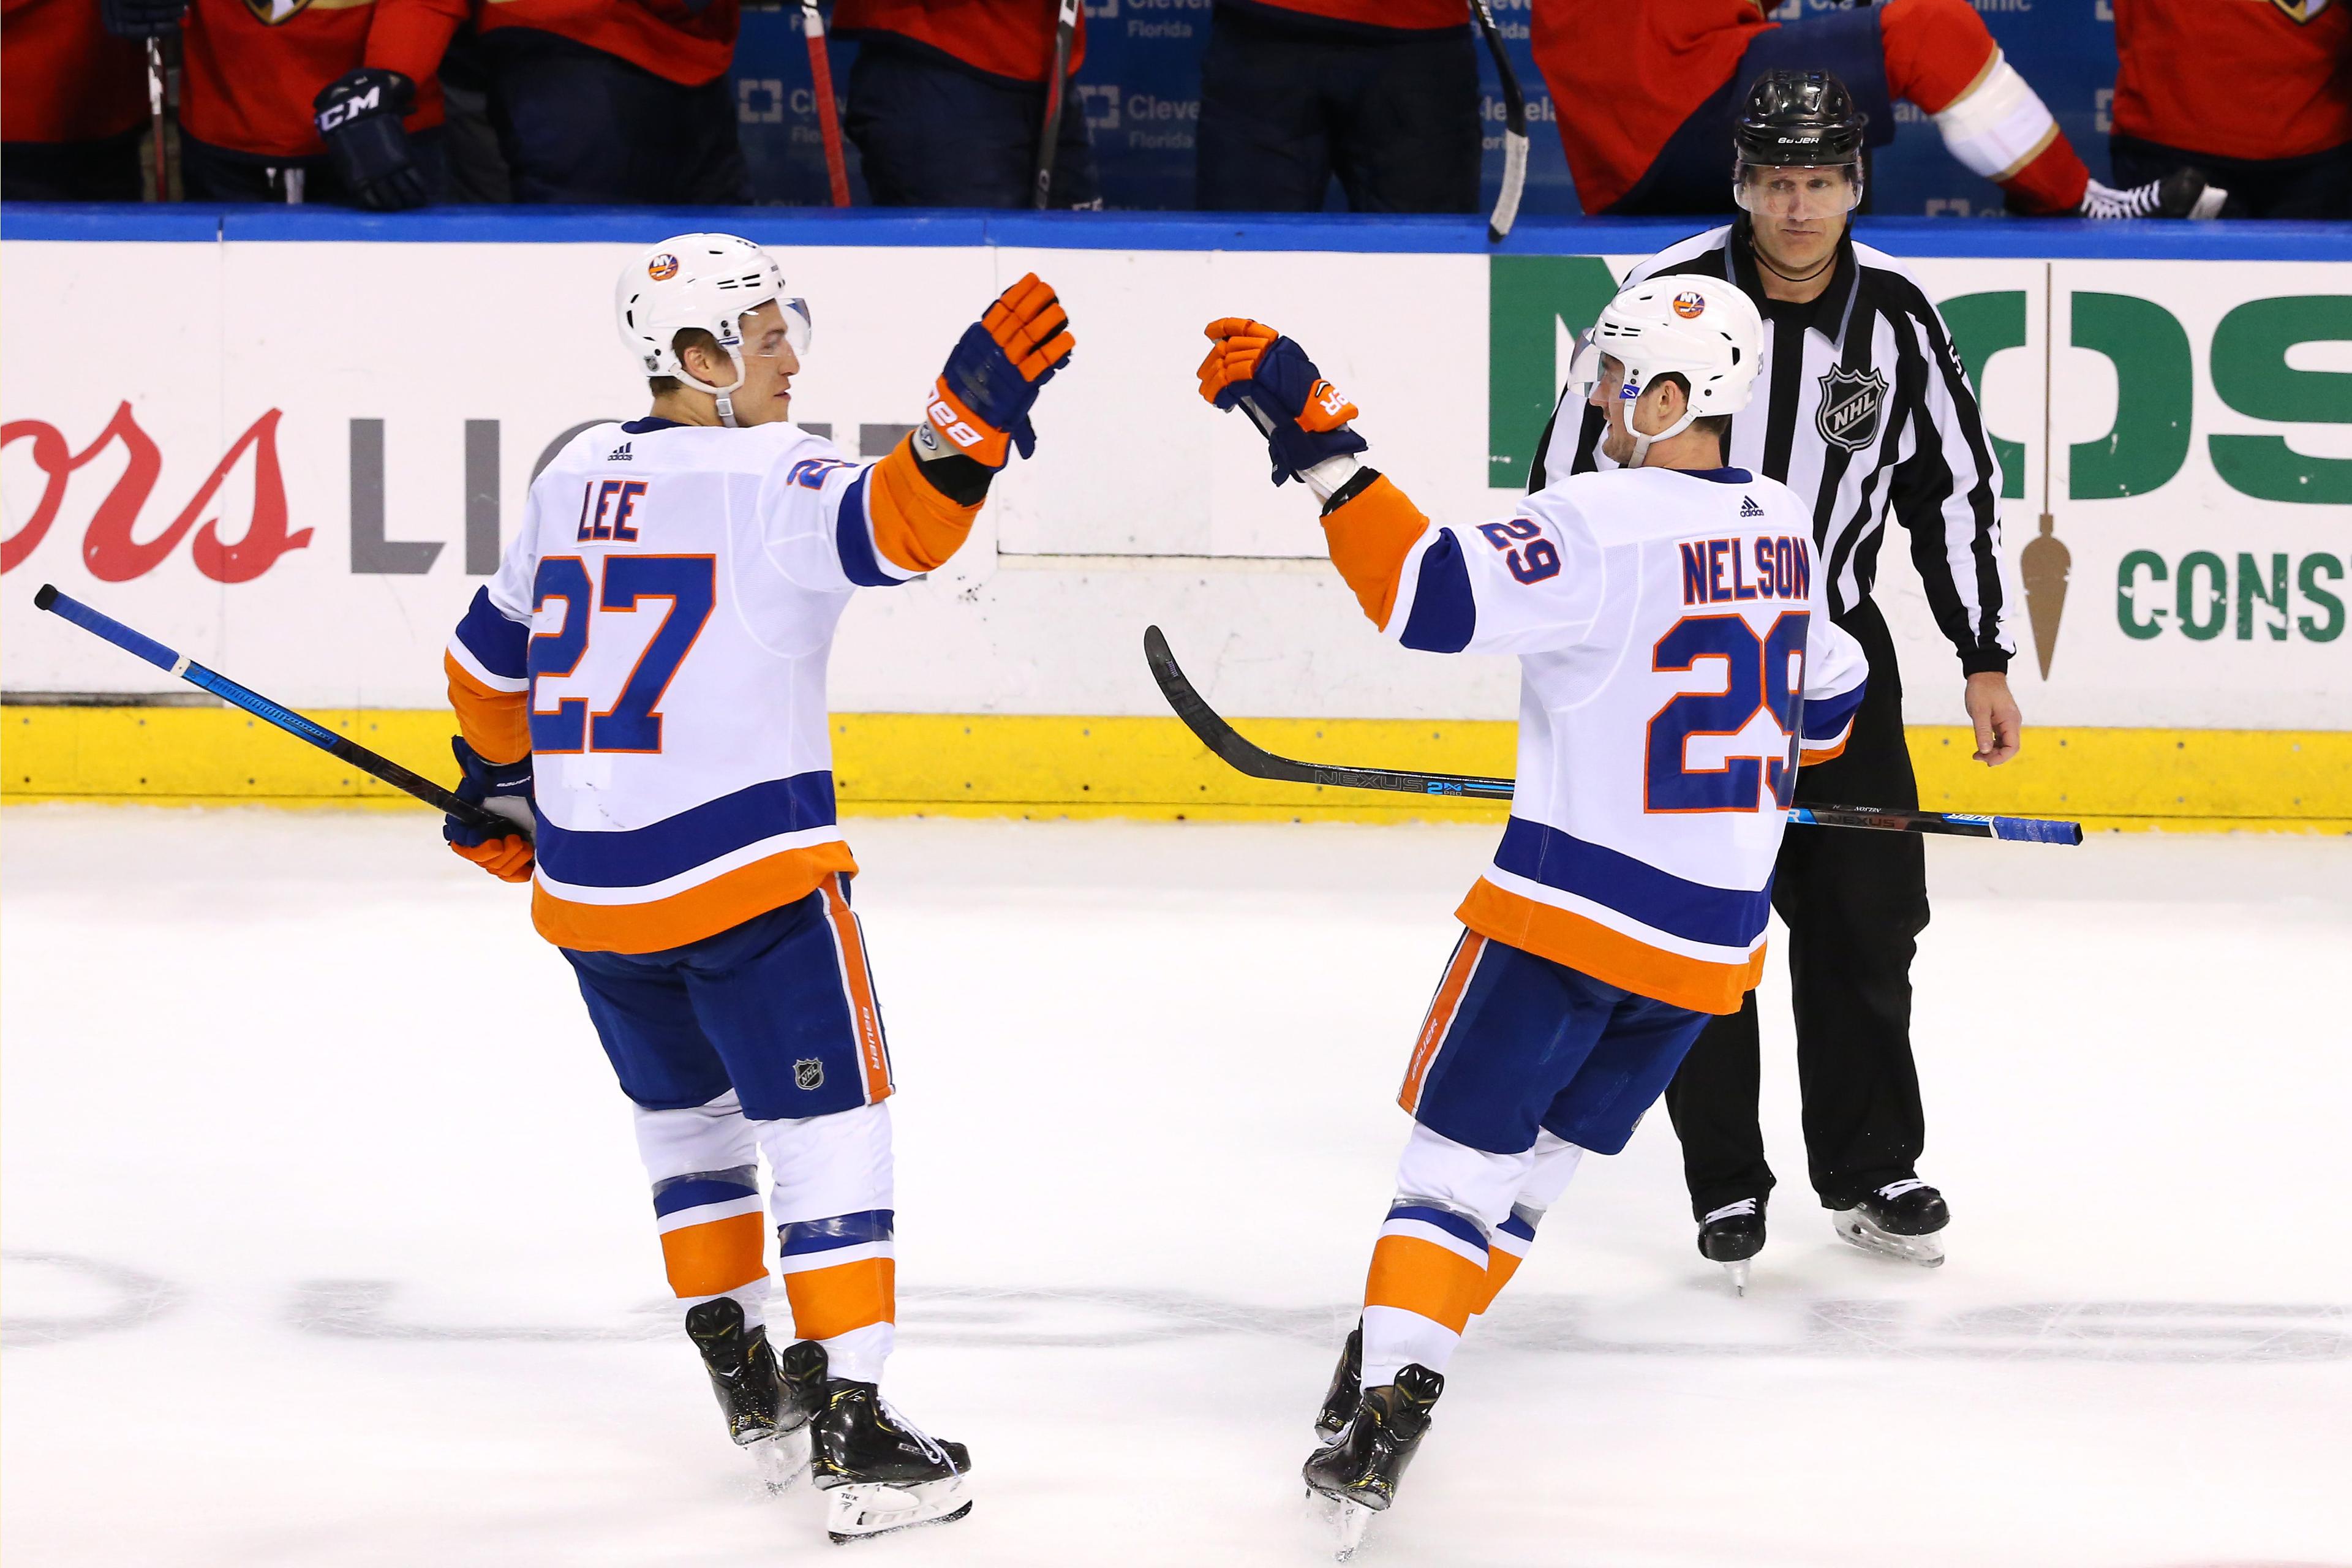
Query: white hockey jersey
1322 462 1869 1014
444 417 978 954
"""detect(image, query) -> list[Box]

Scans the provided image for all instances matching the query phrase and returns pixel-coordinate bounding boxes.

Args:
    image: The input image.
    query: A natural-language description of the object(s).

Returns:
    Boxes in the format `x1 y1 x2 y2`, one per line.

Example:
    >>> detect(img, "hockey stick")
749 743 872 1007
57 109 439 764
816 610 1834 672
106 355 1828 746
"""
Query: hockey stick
144 38 172 202
1468 0 1527 242
33 584 519 840
799 0 851 207
1144 626 2082 845
1031 0 1079 209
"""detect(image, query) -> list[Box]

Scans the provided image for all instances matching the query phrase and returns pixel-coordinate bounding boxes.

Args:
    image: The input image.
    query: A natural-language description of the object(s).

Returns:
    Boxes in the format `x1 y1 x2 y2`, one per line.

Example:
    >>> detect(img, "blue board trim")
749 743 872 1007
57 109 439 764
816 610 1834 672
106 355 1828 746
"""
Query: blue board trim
7 203 2349 260
534 770 839 888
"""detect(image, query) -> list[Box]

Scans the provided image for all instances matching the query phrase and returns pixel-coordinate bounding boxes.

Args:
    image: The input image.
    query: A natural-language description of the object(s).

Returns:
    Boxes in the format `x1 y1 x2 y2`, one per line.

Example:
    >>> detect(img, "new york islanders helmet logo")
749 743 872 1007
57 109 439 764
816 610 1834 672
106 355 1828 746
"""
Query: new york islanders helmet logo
1673 290 1708 320
647 254 680 282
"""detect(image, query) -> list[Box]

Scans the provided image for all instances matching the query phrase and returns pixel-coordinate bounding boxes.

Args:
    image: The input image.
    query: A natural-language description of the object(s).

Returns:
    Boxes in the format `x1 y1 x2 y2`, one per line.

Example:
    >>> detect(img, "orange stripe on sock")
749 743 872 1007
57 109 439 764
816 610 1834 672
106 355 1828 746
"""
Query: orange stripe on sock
1471 1248 1525 1316
785 1256 896 1342
445 652 532 766
1363 1235 1486 1334
660 1212 767 1298
1456 880 1763 1017
1322 475 1433 633
818 874 894 1102
532 840 859 955
1398 933 1485 1115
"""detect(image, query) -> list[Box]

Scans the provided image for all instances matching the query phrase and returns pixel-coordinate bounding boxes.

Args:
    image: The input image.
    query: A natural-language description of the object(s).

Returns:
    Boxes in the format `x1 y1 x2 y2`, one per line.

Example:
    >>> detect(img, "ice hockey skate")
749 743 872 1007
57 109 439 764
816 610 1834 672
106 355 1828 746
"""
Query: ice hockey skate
805 1351 973 1544
2078 167 2227 220
1697 1197 1767 1295
1312 1322 1363 1443
1303 1364 1444 1561
684 1298 821 1492
1831 1179 1950 1267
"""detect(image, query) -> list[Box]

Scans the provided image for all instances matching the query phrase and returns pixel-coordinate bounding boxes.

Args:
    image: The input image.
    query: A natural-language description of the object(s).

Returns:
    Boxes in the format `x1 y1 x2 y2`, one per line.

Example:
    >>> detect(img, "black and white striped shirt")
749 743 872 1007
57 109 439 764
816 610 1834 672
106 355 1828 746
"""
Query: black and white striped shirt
1534 221 2015 675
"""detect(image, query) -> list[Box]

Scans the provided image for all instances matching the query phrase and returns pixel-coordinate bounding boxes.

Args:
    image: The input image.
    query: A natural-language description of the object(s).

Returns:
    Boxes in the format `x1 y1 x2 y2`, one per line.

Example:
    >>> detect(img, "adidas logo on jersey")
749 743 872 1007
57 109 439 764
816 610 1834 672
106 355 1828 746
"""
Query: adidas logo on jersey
609 442 633 462
1739 496 1764 518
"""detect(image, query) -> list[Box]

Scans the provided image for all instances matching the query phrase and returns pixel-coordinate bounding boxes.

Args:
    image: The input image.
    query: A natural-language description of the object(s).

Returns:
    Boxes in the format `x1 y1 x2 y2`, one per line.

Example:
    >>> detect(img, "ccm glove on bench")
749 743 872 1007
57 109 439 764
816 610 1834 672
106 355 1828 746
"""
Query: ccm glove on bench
445 736 534 883
913 273 1076 500
102 0 185 37
1197 317 1367 488
314 69 430 211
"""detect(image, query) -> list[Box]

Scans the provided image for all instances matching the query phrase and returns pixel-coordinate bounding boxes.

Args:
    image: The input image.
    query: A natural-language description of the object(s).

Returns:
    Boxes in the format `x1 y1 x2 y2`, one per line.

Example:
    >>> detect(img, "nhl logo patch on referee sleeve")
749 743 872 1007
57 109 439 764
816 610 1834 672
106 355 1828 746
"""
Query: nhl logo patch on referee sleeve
1815 367 1888 453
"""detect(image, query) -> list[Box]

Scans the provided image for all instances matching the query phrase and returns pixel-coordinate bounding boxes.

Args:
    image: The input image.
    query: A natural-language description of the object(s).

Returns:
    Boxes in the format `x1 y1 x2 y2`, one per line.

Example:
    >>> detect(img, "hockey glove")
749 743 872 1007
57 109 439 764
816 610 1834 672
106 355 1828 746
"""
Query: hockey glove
1197 317 1367 488
101 0 185 38
314 69 431 212
445 736 534 883
921 273 1076 470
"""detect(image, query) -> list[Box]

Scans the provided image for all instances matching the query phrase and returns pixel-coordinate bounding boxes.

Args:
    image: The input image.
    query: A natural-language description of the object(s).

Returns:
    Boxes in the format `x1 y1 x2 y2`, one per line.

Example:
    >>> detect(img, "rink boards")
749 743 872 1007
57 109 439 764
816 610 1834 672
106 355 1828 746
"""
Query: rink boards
2 210 2348 829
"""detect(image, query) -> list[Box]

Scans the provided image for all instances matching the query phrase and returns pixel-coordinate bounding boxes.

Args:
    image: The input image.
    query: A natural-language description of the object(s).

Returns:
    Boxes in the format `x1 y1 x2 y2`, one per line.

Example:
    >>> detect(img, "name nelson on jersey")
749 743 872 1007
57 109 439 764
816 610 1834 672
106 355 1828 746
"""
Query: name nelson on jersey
1681 534 1811 607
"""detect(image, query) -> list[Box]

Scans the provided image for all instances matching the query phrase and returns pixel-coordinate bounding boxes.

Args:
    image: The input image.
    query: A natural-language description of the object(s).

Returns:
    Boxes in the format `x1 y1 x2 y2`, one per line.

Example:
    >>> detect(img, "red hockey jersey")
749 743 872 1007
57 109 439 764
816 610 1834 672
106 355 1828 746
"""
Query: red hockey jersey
834 0 1085 85
476 0 739 89
178 0 465 160
1 0 147 143
1531 0 1773 213
2114 0 2351 160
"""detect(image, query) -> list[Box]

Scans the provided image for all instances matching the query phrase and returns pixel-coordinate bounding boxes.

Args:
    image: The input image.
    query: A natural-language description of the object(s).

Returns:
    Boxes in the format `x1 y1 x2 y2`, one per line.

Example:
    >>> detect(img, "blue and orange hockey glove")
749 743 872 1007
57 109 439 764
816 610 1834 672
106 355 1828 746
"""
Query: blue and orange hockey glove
1197 317 1368 486
445 736 533 883
922 273 1076 469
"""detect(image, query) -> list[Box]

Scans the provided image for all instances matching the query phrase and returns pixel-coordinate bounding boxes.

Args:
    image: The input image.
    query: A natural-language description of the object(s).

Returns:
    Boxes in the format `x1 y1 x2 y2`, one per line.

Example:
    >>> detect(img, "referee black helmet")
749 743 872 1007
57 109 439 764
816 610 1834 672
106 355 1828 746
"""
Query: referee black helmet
1734 69 1866 209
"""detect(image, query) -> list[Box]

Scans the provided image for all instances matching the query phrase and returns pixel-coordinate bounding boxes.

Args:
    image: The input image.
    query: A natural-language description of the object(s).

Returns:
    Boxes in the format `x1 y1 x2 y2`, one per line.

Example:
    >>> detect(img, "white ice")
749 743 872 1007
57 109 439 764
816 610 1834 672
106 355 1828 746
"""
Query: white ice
4 807 2348 1567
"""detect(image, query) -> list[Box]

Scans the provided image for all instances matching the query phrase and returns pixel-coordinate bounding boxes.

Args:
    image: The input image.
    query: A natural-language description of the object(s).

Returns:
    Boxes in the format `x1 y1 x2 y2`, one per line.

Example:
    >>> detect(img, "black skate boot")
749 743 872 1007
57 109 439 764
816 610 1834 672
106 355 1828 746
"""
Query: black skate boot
685 1298 818 1491
2078 168 2226 220
807 1368 974 1543
1831 1178 1950 1267
1302 1364 1444 1559
1697 1196 1766 1295
1312 1322 1363 1443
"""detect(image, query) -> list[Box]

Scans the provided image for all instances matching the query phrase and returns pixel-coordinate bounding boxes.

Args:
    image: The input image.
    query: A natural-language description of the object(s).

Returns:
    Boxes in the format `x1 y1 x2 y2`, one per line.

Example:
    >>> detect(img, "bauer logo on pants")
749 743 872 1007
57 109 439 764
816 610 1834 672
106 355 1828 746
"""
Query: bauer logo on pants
794 1058 825 1091
1815 366 1888 453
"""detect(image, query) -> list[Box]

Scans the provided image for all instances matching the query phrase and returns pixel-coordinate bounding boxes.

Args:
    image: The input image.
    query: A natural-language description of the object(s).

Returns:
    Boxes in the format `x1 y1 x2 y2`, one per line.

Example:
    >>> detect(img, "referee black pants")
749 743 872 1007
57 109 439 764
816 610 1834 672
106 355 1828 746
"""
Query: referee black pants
1664 601 1932 1218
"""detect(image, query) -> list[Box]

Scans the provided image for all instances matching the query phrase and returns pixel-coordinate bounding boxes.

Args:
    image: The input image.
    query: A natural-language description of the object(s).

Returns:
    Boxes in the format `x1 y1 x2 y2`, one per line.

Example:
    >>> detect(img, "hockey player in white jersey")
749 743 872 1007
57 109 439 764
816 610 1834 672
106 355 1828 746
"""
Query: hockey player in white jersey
1197 277 1866 1553
437 234 1073 1541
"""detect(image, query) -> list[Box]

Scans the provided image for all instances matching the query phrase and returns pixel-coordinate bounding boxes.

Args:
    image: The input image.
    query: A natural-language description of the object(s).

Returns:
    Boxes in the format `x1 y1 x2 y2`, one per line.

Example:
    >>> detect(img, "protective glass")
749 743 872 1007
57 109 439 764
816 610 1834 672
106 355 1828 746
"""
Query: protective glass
737 296 815 361
1733 160 1863 217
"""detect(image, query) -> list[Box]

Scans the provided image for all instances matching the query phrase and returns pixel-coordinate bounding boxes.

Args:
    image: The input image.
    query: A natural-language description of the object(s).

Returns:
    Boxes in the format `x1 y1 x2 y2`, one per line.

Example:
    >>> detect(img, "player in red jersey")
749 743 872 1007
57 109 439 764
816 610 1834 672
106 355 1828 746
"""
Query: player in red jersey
1532 0 2222 219
1 0 148 199
833 0 1099 208
2113 0 2350 218
1196 0 1484 214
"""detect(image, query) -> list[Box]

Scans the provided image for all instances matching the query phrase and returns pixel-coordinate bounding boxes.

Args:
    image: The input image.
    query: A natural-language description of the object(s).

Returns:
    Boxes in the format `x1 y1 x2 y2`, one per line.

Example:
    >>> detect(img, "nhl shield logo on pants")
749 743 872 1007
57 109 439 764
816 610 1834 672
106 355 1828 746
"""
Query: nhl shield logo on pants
1815 366 1888 453
794 1058 825 1091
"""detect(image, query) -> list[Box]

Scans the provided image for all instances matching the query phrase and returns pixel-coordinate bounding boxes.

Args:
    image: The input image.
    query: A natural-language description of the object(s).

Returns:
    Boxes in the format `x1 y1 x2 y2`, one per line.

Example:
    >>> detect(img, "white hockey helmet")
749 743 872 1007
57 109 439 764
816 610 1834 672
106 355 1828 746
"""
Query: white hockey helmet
614 234 813 427
1579 276 1764 467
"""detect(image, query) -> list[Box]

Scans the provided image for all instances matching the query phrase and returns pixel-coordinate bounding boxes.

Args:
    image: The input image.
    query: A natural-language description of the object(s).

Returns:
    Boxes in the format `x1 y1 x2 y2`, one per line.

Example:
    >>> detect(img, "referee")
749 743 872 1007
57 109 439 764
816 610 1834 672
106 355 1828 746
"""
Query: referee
1532 70 2021 1279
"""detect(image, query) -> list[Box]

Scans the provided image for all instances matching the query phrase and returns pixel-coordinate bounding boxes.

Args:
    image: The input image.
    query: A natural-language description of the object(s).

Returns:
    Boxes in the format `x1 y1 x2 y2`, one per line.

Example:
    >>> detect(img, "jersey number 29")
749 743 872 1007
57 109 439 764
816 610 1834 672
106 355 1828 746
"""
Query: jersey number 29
528 554 716 755
1645 612 1808 813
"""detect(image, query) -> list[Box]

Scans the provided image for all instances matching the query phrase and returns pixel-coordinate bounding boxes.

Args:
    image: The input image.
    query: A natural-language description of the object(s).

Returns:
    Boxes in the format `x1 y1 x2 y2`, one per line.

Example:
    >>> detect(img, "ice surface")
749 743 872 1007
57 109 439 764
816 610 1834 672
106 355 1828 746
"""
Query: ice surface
4 808 2348 1567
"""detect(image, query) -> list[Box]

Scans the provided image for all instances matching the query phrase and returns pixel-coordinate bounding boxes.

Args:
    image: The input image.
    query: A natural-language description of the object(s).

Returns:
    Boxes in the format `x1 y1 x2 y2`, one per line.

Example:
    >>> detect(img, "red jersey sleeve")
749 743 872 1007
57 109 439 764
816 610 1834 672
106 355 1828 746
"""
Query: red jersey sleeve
1 0 148 143
476 0 739 89
365 0 469 85
2114 0 2351 161
833 0 1085 85
1531 0 1771 213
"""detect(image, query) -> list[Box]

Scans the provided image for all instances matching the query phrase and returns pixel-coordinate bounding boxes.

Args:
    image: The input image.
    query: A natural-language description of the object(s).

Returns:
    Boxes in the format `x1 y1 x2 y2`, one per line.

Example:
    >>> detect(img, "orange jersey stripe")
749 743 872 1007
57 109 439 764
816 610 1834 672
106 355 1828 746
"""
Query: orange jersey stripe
1799 734 1851 764
1321 474 1433 633
444 651 532 766
1455 879 1765 1016
533 840 859 955
1363 1234 1487 1334
1398 933 1486 1115
818 874 895 1102
869 437 981 575
658 1212 767 1298
785 1256 897 1342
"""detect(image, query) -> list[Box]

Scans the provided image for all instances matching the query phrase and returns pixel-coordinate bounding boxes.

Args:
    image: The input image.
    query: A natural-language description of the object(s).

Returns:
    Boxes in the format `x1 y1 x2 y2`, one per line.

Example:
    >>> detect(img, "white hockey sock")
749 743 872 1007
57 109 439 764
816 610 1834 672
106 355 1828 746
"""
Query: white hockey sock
1931 53 2060 182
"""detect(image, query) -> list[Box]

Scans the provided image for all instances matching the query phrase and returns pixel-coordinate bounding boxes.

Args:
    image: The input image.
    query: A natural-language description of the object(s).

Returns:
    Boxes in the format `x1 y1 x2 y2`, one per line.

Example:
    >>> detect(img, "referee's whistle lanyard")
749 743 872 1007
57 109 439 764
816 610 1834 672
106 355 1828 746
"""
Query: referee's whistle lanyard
1750 241 1837 291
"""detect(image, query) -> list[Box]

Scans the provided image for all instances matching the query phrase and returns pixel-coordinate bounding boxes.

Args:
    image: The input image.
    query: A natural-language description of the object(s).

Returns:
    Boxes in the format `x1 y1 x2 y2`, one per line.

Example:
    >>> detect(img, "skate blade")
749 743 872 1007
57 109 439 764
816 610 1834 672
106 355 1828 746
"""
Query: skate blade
1306 1488 1378 1562
1722 1259 1750 1296
1832 1212 1946 1267
823 1473 973 1544
747 1425 810 1494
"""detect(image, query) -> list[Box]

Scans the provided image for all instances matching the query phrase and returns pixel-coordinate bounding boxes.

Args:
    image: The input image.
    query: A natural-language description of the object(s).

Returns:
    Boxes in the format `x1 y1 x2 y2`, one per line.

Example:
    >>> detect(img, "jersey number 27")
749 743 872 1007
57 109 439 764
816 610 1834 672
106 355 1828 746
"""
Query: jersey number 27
528 554 715 755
